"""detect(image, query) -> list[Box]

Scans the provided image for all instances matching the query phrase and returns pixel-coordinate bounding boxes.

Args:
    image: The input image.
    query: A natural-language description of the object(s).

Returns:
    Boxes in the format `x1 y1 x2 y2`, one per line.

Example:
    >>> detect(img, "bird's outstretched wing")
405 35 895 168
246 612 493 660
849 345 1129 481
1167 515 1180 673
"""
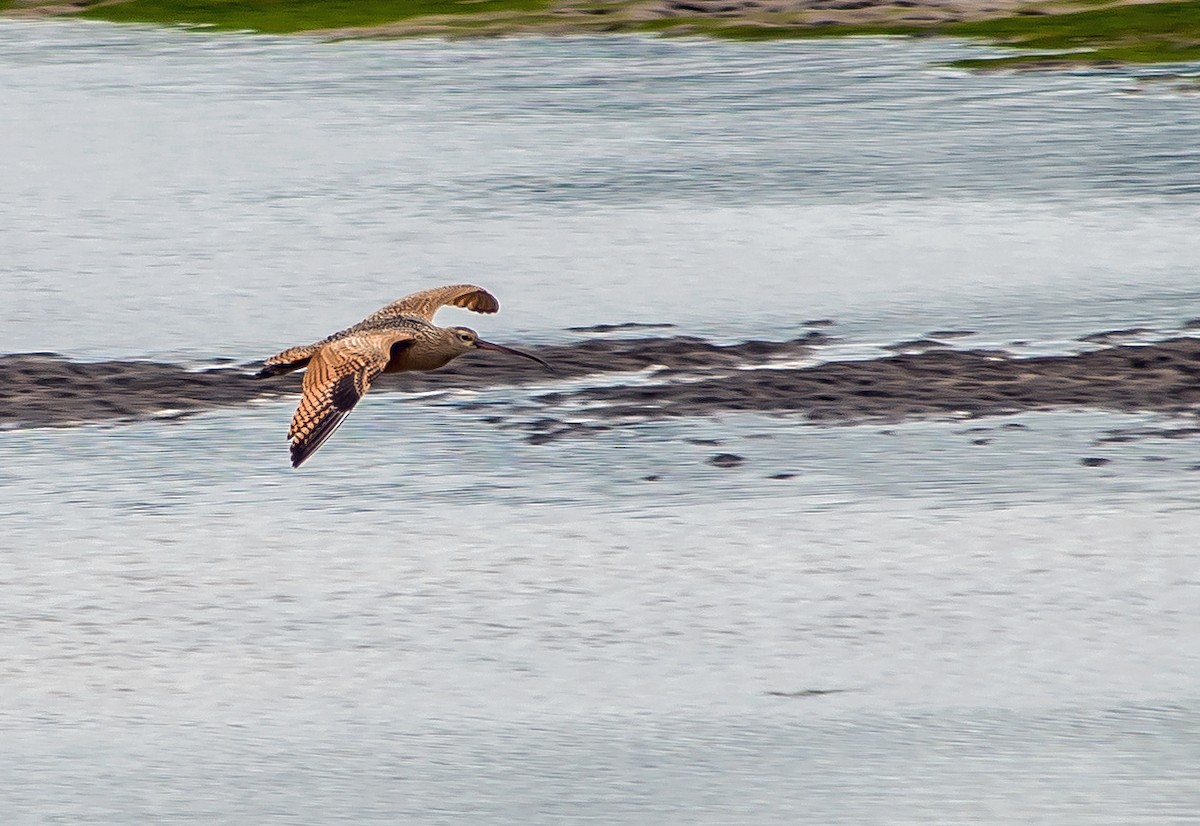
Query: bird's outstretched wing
363 284 499 323
256 342 319 378
288 332 413 468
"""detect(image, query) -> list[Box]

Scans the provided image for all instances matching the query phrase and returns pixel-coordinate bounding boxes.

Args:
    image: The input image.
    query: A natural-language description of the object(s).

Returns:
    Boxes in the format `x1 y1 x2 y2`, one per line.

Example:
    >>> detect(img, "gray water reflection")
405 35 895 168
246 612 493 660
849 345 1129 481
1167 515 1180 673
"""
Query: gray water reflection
3 22 1200 360
3 20 1200 824
7 403 1200 513
3 404 1200 822
5 707 1199 823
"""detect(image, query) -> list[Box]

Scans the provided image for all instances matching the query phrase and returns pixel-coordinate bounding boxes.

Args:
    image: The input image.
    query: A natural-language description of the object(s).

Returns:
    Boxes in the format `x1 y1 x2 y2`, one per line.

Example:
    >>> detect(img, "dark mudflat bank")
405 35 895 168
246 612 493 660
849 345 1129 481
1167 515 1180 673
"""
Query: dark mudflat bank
532 336 1200 423
4 333 1200 434
0 335 817 428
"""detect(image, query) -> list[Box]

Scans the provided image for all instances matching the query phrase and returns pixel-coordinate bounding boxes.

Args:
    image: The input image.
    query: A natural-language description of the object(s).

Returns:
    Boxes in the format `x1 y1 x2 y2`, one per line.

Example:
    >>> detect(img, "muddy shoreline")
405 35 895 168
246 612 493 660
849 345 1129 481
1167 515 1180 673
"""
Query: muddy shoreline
4 333 1200 435
0 0 1132 31
8 0 1198 72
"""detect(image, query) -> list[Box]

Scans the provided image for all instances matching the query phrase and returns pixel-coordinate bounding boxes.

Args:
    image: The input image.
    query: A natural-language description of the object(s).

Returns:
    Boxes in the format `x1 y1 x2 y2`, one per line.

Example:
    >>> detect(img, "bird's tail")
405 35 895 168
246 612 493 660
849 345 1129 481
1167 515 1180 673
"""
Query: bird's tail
254 344 317 379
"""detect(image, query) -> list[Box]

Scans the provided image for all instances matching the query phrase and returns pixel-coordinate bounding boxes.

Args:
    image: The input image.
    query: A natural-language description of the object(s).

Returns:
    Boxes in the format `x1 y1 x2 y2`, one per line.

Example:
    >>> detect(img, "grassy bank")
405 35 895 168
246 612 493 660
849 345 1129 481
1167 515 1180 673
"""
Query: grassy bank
4 0 1199 68
73 0 555 33
944 1 1200 68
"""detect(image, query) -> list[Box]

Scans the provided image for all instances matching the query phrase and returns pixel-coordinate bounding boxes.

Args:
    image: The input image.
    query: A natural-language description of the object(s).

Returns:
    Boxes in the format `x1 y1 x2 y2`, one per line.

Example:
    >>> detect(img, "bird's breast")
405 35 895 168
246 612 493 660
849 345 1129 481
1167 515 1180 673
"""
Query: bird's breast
385 347 455 374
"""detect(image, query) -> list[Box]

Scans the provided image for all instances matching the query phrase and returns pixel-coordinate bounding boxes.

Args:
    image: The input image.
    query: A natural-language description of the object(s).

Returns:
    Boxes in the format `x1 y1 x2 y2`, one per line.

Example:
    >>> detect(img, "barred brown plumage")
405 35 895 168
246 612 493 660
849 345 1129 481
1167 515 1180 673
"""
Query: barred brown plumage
257 285 549 468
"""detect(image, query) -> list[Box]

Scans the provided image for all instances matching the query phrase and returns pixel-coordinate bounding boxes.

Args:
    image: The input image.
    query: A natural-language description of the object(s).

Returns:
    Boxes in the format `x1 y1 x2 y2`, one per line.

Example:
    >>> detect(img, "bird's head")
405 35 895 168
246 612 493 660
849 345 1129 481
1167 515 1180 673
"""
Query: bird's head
447 326 550 368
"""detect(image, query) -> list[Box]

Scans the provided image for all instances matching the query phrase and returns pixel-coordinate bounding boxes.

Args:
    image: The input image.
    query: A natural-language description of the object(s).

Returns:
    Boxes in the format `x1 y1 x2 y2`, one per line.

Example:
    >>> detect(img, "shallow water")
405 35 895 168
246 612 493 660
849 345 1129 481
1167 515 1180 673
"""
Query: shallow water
4 22 1200 362
2 20 1200 824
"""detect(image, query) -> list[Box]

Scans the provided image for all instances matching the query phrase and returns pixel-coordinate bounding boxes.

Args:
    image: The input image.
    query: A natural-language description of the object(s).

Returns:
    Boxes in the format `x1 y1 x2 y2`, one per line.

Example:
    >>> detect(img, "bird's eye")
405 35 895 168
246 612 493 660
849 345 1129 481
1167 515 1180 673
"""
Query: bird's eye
459 333 472 342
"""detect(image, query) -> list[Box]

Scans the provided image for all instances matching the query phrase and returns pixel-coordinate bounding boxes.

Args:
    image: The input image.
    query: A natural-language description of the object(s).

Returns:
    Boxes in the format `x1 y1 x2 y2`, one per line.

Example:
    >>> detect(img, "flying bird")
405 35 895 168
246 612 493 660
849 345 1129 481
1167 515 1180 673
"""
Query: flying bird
256 284 549 468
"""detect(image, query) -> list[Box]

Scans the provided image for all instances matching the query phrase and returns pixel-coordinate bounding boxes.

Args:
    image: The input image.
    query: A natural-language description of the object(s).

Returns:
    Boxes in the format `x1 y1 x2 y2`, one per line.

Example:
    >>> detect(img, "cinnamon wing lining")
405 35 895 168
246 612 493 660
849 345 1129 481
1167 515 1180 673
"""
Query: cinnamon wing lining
363 284 499 323
287 333 412 468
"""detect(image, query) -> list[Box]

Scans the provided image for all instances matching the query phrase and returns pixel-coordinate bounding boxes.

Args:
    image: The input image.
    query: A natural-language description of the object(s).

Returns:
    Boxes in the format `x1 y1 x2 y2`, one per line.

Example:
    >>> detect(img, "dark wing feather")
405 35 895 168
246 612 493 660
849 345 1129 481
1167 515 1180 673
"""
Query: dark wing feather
287 332 411 468
363 284 499 323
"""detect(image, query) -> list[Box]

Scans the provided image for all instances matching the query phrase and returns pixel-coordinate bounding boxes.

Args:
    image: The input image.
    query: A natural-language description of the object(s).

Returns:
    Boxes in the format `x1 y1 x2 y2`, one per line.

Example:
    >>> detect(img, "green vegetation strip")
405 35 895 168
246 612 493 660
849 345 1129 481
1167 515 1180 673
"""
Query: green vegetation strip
944 1 1200 68
663 3 1200 68
77 0 554 33
8 0 1193 68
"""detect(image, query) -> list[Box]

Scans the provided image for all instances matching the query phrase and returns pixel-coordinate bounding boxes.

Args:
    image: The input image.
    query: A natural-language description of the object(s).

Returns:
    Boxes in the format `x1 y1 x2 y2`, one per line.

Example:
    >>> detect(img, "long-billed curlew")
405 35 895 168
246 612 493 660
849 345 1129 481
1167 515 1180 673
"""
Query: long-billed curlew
256 284 549 468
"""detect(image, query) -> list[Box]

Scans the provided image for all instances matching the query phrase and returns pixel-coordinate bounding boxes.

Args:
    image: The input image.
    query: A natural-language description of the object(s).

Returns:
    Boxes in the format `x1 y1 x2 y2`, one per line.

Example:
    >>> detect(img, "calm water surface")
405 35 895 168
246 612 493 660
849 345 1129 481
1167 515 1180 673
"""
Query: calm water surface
2 20 1200 824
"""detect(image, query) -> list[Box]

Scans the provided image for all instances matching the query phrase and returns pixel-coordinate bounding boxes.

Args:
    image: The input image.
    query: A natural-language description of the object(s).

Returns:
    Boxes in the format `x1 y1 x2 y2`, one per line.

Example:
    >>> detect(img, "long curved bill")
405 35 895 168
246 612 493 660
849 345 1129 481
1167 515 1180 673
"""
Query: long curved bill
475 338 551 369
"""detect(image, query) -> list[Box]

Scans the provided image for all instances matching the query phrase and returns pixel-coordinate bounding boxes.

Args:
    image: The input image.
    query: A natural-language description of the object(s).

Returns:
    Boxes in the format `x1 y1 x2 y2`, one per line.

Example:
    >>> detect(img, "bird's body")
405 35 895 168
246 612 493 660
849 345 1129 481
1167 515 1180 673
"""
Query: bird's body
257 284 547 468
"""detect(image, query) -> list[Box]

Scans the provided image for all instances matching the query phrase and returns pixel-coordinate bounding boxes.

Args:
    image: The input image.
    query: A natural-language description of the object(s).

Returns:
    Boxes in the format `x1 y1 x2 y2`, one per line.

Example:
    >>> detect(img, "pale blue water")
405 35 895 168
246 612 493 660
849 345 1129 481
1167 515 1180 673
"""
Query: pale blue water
2 19 1200 824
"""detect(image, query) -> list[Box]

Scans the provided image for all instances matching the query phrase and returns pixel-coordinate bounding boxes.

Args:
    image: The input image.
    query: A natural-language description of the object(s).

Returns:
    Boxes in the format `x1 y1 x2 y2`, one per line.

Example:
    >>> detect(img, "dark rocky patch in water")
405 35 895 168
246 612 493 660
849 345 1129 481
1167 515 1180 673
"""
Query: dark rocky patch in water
883 338 952 352
525 336 1200 430
1077 327 1157 344
1094 424 1200 444
0 336 817 428
5 335 1200 435
566 322 676 333
0 354 264 427
707 453 745 468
